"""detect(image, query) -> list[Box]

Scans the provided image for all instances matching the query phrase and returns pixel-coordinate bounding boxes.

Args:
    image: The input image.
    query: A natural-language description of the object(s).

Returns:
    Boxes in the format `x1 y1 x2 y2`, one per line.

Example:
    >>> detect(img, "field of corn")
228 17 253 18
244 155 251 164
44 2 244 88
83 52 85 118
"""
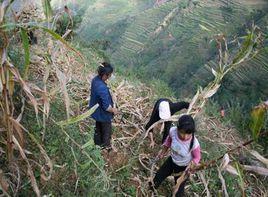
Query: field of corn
0 0 267 196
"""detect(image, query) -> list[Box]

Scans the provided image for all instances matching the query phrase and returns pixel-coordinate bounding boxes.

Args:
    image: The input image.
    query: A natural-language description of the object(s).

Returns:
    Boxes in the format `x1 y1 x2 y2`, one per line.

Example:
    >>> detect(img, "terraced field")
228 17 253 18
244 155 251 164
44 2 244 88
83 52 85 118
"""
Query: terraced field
77 0 268 103
111 1 179 65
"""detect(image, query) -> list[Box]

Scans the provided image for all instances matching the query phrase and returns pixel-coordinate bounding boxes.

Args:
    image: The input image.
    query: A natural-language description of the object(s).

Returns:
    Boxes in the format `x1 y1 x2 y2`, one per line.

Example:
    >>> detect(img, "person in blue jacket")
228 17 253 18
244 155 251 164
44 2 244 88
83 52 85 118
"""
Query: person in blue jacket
89 62 118 149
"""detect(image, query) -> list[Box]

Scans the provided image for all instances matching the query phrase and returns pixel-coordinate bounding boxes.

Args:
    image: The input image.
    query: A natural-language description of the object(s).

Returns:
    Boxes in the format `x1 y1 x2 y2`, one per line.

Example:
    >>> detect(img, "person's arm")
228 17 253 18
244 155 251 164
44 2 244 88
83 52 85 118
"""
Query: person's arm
187 145 201 174
171 101 190 113
191 146 201 165
149 132 155 148
156 134 171 159
175 101 190 109
157 145 169 159
181 101 190 109
106 105 119 115
98 86 118 114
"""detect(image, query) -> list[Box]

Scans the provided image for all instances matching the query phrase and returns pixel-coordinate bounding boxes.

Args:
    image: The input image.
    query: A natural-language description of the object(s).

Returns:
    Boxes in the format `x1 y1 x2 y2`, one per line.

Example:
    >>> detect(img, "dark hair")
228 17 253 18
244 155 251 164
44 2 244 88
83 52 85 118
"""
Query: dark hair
177 115 196 151
98 62 113 77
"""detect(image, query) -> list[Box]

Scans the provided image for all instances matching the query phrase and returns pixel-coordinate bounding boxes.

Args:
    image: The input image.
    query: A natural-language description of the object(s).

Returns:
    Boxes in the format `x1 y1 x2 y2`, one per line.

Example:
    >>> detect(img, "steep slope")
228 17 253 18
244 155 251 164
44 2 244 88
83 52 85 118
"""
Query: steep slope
77 0 155 45
23 32 268 196
8 21 265 195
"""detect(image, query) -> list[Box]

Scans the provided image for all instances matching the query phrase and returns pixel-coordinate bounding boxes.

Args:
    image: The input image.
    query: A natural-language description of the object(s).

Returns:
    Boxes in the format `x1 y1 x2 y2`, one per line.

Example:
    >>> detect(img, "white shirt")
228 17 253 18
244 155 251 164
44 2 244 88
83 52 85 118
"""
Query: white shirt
164 127 200 166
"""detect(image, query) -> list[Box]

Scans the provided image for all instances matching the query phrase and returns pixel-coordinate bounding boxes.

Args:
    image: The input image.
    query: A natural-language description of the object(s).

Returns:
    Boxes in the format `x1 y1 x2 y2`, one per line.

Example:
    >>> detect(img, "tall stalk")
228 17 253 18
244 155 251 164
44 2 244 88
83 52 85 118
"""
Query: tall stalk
1 2 14 163
2 64 14 163
0 0 85 195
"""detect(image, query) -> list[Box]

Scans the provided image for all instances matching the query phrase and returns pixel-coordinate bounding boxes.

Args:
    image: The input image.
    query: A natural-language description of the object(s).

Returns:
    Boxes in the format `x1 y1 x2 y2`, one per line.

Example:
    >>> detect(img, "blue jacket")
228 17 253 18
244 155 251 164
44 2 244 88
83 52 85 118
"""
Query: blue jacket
89 76 114 122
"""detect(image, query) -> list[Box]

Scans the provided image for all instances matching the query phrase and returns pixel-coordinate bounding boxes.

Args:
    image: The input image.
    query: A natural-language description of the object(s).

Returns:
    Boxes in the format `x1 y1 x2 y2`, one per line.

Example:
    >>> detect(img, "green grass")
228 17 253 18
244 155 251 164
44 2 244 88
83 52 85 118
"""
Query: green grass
20 98 110 196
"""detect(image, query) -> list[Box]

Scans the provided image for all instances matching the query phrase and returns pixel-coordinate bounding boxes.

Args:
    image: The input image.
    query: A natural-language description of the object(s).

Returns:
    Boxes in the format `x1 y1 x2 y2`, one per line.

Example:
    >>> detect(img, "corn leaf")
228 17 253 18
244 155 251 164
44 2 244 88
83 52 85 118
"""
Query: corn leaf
8 63 39 116
0 74 3 92
249 106 266 140
225 164 239 176
0 169 10 197
249 150 268 167
187 88 200 114
217 169 228 197
81 138 94 149
12 136 40 197
219 154 230 171
55 67 70 119
199 172 211 196
9 117 25 148
0 0 11 23
16 97 25 122
42 0 53 21
27 132 53 181
57 104 99 126
232 31 254 65
203 84 221 99
8 70 14 96
39 26 83 59
1 23 83 60
243 165 268 176
211 68 217 77
235 162 245 195
20 28 30 79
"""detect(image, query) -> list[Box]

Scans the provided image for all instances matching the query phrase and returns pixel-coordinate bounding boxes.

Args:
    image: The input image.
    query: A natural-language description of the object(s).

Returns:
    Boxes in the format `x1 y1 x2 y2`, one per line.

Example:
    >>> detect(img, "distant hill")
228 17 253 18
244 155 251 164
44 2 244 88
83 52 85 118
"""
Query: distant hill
77 0 268 107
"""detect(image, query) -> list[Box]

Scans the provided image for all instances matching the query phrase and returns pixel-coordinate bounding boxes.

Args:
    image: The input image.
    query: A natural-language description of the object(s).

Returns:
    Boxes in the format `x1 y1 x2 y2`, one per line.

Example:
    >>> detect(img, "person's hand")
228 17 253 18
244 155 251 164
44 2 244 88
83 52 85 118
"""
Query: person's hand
186 161 198 174
149 140 155 148
113 108 119 115
156 151 164 160
254 100 268 110
192 107 201 112
262 101 268 109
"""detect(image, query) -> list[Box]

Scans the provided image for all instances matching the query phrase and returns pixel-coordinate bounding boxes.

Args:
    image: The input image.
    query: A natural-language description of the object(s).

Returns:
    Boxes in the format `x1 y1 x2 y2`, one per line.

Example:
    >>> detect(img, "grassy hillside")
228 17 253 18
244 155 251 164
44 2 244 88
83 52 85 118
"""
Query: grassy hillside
12 36 268 196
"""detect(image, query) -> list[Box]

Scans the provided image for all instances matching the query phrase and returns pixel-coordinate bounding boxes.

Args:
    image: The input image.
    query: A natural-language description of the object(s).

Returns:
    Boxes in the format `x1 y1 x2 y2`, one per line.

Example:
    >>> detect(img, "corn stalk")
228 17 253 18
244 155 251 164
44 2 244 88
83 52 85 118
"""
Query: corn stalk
0 0 84 195
141 25 263 195
0 42 42 196
172 26 264 196
0 0 16 165
145 25 262 139
0 1 39 196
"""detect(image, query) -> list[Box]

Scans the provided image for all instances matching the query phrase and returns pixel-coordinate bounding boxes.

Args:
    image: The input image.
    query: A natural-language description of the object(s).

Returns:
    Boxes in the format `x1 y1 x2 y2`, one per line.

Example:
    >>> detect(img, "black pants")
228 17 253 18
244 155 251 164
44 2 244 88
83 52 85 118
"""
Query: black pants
153 157 187 197
94 121 112 148
145 102 172 143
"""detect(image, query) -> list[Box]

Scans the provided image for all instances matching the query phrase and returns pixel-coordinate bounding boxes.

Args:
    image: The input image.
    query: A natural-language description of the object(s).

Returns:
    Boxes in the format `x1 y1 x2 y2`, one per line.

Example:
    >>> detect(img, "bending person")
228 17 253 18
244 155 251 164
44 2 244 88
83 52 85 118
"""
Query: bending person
89 62 118 150
145 98 189 147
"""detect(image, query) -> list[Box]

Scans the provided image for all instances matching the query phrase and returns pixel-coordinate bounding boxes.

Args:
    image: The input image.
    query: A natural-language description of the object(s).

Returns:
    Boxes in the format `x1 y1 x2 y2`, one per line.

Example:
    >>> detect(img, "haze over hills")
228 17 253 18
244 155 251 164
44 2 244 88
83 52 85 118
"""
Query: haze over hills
77 0 268 107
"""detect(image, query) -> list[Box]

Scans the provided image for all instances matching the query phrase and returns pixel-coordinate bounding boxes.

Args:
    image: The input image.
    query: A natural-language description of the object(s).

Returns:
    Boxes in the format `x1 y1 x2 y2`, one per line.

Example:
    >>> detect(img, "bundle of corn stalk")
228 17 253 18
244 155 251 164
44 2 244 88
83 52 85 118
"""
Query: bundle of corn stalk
111 80 154 143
